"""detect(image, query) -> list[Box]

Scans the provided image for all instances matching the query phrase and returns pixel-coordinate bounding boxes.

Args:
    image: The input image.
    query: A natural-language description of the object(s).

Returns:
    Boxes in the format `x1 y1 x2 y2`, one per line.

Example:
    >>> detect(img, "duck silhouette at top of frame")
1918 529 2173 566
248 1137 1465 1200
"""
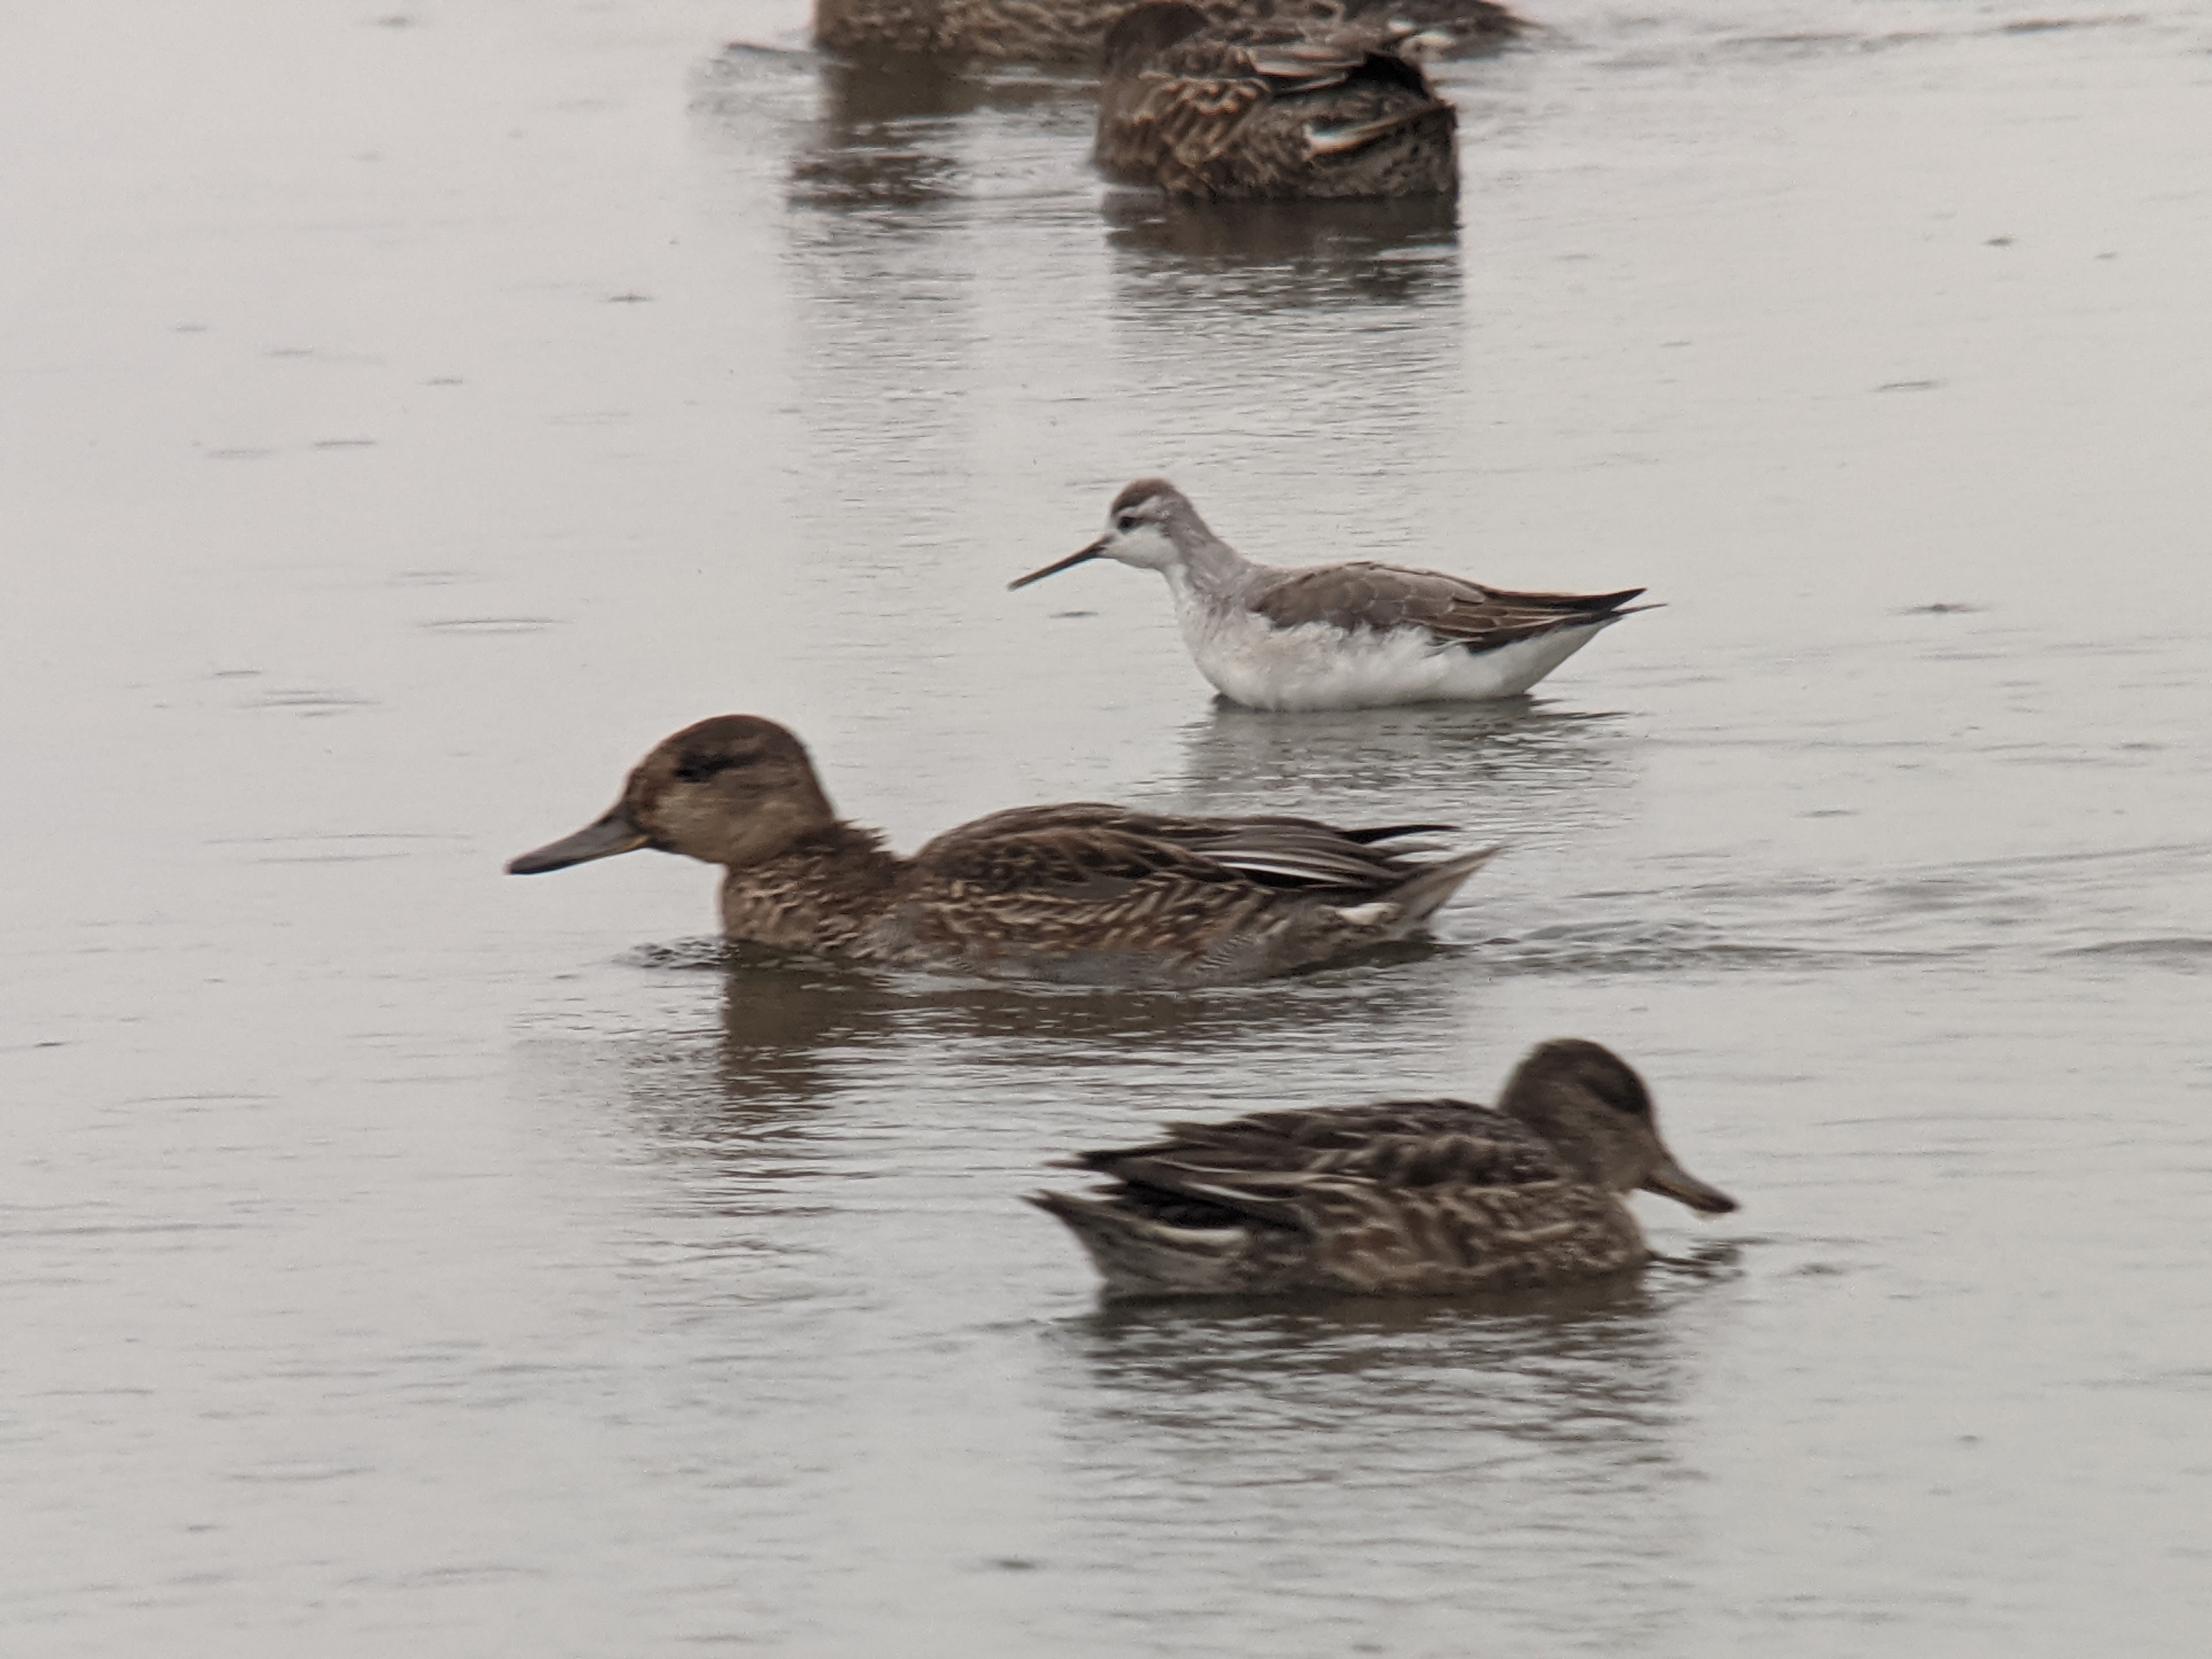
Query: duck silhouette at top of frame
1094 2 1461 201
507 716 1499 986
814 0 1523 65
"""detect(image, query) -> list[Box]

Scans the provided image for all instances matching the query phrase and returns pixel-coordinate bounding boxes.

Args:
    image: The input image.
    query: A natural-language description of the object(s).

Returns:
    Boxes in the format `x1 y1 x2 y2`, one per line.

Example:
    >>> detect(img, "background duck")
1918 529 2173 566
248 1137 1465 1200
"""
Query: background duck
1030 1038 1738 1297
507 715 1499 985
1013 478 1652 709
813 0 1524 65
1094 3 1461 202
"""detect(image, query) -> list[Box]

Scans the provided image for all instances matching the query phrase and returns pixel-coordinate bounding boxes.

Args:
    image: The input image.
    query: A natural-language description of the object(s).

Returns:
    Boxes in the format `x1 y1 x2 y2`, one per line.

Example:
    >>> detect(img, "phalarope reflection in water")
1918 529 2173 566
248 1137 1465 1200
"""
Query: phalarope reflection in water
1012 479 1653 711
1030 1038 1737 1299
508 715 1500 986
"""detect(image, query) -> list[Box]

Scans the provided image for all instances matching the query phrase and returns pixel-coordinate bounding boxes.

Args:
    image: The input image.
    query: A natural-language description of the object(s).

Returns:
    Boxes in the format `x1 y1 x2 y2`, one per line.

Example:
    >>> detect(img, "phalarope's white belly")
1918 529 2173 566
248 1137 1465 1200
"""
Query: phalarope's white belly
1181 602 1621 712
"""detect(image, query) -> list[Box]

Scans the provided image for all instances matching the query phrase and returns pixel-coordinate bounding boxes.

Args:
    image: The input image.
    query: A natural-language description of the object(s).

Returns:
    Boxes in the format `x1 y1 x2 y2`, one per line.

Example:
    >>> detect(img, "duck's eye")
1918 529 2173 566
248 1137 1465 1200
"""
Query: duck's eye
1115 514 1138 533
675 752 744 785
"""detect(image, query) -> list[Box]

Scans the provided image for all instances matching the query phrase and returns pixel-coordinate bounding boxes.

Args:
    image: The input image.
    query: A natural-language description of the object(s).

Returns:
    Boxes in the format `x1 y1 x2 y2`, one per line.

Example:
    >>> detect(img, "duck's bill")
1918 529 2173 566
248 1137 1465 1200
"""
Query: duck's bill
1008 537 1108 591
1639 1155 1737 1215
506 808 649 875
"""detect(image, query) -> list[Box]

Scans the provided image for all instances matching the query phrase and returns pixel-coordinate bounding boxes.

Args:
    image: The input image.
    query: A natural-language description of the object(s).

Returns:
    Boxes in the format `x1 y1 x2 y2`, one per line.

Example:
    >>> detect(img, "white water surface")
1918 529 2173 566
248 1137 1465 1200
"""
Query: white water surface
4 2 2210 1654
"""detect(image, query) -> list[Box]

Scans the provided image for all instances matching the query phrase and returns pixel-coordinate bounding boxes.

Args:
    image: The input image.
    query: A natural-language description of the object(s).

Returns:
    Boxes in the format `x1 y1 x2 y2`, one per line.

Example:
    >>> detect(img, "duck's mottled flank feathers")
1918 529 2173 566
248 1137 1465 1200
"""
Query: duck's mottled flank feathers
1098 3 1459 201
715 823 904 953
816 0 1522 65
1249 562 1651 652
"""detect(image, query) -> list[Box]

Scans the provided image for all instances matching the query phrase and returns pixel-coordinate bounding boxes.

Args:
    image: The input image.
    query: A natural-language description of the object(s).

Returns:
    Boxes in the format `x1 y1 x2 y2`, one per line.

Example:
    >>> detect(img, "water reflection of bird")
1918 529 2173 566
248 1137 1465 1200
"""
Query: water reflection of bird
1165 697 1628 838
814 0 1522 65
1096 4 1460 202
1099 189 1458 298
1013 479 1651 709
507 715 1499 985
1030 1039 1736 1297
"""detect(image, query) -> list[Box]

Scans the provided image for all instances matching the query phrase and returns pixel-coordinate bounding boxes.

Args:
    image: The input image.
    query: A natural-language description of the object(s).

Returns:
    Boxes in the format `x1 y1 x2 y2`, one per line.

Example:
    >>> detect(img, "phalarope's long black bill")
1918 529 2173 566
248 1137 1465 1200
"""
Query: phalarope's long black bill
1007 537 1108 591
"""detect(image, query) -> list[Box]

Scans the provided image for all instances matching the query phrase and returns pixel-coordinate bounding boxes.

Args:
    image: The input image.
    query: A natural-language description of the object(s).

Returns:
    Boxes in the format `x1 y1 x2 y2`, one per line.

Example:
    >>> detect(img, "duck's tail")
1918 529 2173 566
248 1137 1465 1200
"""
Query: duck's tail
1026 1190 1252 1299
1344 844 1502 933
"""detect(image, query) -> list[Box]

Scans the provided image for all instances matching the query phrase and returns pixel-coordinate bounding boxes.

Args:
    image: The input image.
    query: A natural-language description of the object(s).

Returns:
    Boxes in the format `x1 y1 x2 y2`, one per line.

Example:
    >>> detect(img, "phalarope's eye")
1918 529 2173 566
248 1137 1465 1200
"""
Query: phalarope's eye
1115 514 1138 532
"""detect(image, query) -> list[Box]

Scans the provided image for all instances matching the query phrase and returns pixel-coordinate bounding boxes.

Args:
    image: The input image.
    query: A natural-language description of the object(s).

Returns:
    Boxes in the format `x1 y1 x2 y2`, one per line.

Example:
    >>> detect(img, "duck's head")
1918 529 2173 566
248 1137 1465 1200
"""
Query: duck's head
1498 1039 1737 1215
1102 2 1208 74
506 715 837 876
1008 478 1215 590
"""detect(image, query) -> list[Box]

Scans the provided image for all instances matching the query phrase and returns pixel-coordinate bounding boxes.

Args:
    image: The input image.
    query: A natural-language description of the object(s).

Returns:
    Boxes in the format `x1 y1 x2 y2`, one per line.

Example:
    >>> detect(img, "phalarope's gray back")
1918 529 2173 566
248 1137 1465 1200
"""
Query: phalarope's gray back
1029 1037 1739 1299
1011 479 1652 711
508 715 1500 986
1096 3 1460 202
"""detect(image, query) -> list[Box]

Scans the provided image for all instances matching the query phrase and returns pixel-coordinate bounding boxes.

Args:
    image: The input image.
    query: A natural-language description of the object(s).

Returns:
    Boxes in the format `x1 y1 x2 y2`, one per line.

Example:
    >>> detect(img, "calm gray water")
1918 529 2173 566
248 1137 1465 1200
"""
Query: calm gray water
5 1 2210 1653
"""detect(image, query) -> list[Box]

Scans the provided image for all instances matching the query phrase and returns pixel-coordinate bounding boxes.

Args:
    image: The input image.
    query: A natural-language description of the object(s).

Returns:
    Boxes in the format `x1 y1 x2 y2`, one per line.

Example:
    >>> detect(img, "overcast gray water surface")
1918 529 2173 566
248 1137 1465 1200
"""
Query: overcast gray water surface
5 1 2211 1654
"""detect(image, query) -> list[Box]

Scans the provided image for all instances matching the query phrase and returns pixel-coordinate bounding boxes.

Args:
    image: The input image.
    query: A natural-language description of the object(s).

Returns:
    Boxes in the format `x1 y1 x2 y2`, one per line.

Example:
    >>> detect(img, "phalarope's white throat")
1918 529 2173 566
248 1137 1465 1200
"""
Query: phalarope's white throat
1011 479 1654 712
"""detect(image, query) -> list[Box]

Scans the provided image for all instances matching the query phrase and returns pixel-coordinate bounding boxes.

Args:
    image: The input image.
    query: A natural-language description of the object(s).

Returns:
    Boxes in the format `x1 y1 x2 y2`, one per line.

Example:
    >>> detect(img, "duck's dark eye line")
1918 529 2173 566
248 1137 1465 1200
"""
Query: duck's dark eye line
1115 514 1138 532
675 755 740 784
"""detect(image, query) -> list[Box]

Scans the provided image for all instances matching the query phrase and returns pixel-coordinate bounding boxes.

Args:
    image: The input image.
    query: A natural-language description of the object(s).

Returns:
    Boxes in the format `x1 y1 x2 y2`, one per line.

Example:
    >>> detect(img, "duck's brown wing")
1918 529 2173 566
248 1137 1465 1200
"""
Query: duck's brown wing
1109 27 1384 171
914 808 1250 899
1070 1099 1568 1226
1249 561 1649 653
916 806 1459 897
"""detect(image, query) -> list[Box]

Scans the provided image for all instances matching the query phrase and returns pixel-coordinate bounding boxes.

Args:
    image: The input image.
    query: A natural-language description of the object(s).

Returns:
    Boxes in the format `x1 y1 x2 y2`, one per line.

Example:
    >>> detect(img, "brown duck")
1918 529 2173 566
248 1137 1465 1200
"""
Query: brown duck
1030 1039 1738 1296
814 0 1523 65
1094 2 1460 202
507 715 1499 985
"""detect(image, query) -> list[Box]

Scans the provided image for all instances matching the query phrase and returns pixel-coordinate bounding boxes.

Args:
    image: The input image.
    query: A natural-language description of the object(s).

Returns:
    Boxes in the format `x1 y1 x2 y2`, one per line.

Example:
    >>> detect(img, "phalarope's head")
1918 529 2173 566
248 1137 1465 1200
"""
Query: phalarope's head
507 715 837 876
1009 478 1212 590
1499 1039 1738 1215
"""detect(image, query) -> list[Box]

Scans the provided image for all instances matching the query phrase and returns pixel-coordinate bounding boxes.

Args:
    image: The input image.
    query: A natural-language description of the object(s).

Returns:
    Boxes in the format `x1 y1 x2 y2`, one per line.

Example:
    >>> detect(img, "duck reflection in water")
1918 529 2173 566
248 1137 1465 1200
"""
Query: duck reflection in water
1043 1239 1737 1623
1103 189 1459 308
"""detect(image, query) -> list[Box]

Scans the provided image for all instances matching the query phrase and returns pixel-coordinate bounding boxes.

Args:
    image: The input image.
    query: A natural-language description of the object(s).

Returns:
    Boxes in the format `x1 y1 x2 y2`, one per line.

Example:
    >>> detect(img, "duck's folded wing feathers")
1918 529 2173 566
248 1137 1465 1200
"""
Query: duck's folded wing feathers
1074 1100 1568 1227
920 808 1465 896
1250 562 1649 651
915 810 1250 895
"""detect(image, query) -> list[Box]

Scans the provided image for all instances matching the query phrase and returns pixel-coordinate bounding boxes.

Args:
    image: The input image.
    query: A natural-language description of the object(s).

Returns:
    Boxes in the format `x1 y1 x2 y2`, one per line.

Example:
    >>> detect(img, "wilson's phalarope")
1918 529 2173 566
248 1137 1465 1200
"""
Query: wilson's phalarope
813 0 1520 65
1012 479 1652 711
508 715 1500 986
1030 1038 1737 1298
1096 3 1459 202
